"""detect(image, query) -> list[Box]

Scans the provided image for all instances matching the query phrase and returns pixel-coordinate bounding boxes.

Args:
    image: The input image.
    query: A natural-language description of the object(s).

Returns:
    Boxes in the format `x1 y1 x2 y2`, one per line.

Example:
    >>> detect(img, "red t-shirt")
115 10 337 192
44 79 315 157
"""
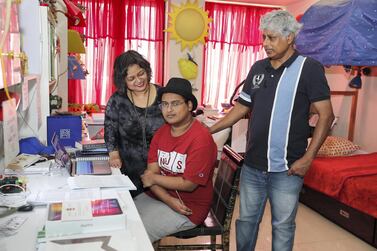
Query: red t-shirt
147 120 217 225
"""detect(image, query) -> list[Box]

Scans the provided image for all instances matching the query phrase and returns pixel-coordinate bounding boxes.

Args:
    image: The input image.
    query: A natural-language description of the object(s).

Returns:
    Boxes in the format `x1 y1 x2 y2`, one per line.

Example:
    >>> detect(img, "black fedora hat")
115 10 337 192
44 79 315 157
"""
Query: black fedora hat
158 78 198 111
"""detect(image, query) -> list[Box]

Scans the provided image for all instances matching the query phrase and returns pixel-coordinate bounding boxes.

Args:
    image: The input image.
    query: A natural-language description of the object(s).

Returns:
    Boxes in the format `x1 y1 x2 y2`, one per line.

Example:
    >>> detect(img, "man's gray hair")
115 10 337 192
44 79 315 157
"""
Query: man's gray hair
260 10 303 37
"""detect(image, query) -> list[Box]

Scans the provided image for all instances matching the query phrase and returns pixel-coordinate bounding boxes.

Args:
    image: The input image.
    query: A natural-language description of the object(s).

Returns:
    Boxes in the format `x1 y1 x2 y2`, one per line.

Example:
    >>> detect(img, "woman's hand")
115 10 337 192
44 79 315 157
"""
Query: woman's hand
109 151 122 168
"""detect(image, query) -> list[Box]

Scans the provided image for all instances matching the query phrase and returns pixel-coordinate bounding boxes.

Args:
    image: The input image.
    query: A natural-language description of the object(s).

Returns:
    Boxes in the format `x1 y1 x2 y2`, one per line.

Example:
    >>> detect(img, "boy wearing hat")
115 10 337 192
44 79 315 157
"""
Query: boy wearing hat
134 77 217 242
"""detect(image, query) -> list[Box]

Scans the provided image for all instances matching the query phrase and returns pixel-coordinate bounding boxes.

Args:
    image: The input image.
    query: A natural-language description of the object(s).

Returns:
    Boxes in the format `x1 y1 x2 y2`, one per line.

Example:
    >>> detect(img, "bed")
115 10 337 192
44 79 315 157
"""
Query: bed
299 90 377 248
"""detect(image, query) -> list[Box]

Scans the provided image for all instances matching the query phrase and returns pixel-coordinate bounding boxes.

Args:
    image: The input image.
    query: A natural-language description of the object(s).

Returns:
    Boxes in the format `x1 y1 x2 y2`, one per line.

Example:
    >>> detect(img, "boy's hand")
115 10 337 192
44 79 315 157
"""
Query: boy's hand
167 197 192 216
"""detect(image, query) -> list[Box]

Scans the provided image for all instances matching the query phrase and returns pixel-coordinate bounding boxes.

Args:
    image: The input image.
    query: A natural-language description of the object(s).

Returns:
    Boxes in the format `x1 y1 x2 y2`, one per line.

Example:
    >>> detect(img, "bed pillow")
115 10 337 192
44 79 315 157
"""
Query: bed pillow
317 136 360 157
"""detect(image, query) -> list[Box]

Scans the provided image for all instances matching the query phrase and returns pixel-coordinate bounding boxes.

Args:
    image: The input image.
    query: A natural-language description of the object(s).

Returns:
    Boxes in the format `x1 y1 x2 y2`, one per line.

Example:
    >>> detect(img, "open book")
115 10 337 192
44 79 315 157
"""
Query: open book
7 153 44 169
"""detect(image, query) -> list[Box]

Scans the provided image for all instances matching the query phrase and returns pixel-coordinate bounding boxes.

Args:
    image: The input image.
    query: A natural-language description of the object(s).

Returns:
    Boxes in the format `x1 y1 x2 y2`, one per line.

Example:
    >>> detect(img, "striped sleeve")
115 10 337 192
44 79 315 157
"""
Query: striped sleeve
238 67 254 106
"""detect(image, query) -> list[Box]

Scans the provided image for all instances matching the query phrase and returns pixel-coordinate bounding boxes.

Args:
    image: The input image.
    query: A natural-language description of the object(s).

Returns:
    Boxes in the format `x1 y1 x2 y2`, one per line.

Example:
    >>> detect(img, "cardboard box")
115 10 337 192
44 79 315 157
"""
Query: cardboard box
47 115 82 147
45 198 126 237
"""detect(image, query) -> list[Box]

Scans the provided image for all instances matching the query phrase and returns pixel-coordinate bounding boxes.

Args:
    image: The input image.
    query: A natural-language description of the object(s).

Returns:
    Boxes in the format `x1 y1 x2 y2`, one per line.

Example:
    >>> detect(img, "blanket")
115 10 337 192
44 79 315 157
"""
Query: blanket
304 152 377 198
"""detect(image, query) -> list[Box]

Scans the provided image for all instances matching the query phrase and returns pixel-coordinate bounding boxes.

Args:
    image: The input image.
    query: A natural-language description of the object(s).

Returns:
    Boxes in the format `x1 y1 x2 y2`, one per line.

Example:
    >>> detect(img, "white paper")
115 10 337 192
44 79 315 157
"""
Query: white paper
5 156 50 175
61 200 93 221
44 236 118 251
67 175 136 190
45 241 104 251
68 188 102 201
3 98 19 166
7 153 41 168
28 188 101 204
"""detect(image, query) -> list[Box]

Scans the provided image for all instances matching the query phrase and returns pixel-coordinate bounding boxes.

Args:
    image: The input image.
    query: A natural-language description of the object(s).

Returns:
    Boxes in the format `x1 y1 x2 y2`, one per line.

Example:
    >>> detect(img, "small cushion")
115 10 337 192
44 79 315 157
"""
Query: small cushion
317 136 360 157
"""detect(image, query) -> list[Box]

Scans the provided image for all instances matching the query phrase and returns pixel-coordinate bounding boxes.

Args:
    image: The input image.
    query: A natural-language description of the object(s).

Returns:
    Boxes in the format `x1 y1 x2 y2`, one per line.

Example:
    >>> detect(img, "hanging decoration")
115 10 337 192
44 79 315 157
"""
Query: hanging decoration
68 55 87 79
178 53 198 79
165 0 211 51
347 66 371 89
296 0 377 66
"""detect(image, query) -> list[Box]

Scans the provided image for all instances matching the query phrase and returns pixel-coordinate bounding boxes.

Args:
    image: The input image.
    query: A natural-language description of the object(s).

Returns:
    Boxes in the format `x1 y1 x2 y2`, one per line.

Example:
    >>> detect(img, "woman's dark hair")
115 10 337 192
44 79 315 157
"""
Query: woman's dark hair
113 50 152 94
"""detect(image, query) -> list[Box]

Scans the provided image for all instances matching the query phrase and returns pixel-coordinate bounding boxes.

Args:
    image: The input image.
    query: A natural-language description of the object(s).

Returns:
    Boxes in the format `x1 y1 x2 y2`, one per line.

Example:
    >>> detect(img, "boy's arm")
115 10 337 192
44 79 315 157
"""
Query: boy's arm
142 163 197 192
143 162 192 215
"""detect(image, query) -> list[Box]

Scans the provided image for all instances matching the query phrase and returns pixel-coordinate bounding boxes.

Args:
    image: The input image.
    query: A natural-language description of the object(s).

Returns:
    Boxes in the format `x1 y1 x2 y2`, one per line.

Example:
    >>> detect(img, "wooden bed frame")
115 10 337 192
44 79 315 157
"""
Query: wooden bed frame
299 90 377 248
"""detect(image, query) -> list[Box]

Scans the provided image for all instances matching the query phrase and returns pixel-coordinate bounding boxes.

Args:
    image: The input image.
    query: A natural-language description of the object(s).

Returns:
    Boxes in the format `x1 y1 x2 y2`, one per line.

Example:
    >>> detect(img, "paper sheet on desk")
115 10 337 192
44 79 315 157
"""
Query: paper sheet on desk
28 188 101 204
4 160 52 175
67 175 136 190
43 233 138 251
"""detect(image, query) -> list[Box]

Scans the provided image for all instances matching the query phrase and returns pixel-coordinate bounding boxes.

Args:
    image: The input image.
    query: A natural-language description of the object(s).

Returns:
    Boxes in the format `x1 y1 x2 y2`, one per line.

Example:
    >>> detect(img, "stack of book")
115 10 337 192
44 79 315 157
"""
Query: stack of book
45 198 126 237
76 139 106 151
75 139 108 158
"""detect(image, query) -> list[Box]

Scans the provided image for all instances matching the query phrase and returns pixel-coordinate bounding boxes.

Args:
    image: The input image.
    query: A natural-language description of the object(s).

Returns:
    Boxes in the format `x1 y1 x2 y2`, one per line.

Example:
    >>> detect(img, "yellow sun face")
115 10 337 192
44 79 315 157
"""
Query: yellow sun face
165 0 211 51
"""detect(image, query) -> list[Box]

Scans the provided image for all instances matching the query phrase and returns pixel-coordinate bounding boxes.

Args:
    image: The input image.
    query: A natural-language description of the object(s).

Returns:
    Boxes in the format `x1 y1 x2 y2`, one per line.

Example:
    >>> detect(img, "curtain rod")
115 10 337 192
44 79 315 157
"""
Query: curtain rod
205 0 284 9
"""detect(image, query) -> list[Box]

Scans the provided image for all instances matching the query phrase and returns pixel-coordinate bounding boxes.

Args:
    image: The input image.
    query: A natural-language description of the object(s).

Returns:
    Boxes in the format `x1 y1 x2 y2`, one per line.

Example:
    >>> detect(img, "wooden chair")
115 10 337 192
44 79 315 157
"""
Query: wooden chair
158 145 243 251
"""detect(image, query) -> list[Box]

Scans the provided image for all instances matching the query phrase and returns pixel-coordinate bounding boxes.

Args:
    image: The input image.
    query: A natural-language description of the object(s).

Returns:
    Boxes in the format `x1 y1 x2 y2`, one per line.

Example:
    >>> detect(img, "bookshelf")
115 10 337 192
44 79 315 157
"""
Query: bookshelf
0 1 67 170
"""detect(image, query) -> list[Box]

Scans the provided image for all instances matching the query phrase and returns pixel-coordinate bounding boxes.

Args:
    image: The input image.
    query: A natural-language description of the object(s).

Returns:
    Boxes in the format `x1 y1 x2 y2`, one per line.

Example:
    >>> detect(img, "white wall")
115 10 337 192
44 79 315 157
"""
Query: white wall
18 0 68 143
19 1 51 143
347 68 377 151
165 0 205 104
287 0 377 151
54 0 68 111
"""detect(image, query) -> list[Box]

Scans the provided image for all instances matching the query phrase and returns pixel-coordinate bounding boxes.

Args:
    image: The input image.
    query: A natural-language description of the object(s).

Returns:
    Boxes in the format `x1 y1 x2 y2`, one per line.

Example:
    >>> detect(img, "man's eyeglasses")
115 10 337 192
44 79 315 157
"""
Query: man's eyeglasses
159 100 186 110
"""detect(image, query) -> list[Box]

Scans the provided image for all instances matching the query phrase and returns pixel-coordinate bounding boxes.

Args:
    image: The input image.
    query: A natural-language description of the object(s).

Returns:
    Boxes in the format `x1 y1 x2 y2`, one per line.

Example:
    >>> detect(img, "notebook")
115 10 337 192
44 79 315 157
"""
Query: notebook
51 133 112 176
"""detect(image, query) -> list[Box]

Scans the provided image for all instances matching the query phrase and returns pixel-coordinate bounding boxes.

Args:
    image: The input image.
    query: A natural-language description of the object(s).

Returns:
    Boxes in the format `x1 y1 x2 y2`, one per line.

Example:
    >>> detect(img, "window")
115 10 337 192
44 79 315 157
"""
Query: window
68 0 165 106
203 2 276 110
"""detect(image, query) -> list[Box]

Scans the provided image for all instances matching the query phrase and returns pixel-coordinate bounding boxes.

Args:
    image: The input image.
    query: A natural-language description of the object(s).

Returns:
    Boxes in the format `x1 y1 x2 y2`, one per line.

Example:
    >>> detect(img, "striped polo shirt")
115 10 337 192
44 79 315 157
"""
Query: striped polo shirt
238 51 330 172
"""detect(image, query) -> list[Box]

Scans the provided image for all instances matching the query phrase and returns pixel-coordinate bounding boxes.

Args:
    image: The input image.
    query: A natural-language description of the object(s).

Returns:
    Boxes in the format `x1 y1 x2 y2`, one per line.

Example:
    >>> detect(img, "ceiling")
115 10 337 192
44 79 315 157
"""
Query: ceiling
213 0 301 7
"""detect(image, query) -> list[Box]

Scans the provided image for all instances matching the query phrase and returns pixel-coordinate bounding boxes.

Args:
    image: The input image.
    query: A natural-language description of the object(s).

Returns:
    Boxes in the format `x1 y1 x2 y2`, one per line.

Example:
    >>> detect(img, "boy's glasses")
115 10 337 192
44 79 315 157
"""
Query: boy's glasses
159 100 185 110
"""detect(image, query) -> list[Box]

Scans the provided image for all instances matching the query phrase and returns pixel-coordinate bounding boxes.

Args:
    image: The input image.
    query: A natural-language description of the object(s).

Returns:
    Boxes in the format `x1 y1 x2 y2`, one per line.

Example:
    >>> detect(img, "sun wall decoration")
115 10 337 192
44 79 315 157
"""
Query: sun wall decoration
165 0 211 51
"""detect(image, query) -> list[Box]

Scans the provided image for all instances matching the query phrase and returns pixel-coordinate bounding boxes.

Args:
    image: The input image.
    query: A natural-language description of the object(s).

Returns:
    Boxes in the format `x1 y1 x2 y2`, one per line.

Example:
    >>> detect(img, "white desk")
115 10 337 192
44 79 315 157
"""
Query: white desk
0 172 153 251
199 116 231 159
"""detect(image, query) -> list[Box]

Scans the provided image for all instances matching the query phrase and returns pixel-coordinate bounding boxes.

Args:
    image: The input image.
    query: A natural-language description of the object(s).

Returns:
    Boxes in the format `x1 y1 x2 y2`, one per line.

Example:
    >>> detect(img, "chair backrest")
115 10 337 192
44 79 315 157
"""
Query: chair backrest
211 145 243 229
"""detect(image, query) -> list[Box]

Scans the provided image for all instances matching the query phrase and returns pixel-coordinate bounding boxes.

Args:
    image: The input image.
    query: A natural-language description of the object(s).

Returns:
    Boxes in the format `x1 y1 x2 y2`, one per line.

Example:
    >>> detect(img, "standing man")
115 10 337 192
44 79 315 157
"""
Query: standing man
135 78 217 243
209 10 334 251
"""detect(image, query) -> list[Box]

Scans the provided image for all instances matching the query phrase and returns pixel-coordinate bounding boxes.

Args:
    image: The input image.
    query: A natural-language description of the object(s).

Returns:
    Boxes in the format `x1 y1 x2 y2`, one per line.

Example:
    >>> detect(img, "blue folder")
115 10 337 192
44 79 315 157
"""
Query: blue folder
47 115 82 147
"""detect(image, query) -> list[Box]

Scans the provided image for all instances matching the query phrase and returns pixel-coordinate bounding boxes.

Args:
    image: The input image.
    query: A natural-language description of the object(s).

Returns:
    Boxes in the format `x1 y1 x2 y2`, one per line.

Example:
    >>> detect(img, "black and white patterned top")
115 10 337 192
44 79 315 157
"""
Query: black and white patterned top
104 84 165 197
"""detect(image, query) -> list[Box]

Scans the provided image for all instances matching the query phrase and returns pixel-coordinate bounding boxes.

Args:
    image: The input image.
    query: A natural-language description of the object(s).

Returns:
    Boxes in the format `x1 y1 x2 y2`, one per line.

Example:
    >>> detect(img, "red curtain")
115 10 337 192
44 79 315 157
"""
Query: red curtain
203 2 277 109
68 0 165 106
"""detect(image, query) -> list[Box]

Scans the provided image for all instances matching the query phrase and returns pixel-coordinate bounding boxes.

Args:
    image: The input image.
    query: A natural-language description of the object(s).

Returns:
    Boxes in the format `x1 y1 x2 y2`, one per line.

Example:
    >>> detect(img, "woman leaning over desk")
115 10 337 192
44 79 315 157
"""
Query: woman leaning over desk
104 50 165 197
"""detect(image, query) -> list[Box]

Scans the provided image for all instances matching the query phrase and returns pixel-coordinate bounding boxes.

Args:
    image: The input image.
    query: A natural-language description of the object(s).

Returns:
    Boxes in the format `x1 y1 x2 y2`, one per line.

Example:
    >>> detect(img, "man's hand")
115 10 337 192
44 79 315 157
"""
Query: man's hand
287 156 313 177
141 169 156 188
166 197 192 216
109 151 122 168
288 99 334 177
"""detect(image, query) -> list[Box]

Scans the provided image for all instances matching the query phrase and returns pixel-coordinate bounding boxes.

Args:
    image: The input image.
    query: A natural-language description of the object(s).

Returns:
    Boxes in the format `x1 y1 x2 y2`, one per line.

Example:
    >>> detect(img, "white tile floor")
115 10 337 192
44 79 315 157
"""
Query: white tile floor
160 196 377 251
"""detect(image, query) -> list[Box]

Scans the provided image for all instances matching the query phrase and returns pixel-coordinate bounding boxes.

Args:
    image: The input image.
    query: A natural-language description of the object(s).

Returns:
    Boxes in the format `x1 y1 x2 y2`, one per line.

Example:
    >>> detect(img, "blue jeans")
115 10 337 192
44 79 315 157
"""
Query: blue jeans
236 165 304 251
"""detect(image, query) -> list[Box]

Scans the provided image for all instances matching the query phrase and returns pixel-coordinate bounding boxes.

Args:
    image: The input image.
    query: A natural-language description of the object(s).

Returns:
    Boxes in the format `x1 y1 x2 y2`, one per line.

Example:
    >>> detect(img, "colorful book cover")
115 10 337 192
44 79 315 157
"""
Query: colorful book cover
91 198 122 217
47 198 122 221
48 202 63 221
